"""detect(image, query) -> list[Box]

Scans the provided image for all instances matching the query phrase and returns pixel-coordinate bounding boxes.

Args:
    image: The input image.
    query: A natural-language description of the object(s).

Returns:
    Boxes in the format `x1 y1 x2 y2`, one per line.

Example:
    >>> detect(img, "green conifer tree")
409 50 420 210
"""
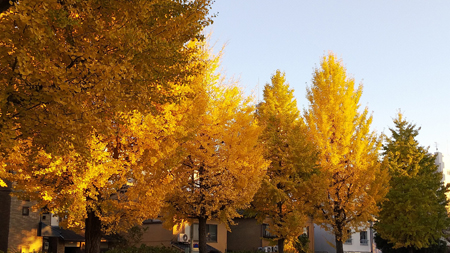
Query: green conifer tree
375 113 450 253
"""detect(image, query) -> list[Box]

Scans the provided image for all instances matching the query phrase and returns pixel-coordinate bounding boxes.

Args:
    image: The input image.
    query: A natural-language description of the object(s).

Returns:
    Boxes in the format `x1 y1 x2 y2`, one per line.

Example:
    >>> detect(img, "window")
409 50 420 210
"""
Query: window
301 227 309 237
192 224 218 242
360 231 368 245
262 224 277 238
344 230 352 244
22 207 30 216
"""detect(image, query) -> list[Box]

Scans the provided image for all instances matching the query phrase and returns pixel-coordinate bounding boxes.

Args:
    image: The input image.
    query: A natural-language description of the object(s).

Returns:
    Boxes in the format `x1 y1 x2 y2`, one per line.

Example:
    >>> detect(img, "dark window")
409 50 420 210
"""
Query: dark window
193 224 218 242
360 231 368 245
262 224 277 238
344 230 352 244
22 207 30 216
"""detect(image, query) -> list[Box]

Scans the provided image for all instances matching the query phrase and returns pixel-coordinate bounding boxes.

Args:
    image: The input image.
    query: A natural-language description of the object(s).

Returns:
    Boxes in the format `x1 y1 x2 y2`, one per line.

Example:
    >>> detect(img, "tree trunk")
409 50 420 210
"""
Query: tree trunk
198 217 208 253
278 238 285 253
335 236 344 253
85 210 103 253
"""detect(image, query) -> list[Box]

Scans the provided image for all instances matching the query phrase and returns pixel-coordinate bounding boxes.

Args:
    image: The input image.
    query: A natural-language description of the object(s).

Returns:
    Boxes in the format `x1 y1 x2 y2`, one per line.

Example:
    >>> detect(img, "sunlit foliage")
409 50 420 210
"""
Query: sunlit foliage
163 45 268 253
250 70 317 253
305 53 389 253
0 1 213 253
0 0 213 186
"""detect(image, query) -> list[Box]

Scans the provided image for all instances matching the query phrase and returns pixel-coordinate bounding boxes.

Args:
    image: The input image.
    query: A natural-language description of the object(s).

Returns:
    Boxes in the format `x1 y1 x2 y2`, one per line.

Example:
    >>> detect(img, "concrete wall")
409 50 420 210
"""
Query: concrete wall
139 222 173 247
227 218 263 251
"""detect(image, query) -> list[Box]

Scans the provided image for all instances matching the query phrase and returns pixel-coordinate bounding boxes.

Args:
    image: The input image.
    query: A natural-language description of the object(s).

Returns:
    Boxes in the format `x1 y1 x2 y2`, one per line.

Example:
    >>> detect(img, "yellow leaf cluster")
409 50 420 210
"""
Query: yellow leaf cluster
305 53 389 242
163 44 268 229
0 0 214 236
250 70 319 242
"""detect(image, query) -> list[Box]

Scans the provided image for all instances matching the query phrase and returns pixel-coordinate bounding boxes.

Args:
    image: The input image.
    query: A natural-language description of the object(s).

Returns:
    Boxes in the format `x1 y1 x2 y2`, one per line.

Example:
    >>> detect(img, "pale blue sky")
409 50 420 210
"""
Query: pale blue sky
207 0 450 163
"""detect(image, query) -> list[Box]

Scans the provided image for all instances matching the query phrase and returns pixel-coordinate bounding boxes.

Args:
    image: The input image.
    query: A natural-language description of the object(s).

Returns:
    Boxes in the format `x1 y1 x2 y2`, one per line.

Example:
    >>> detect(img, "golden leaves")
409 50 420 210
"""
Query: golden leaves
306 53 388 240
1 0 215 235
162 43 268 228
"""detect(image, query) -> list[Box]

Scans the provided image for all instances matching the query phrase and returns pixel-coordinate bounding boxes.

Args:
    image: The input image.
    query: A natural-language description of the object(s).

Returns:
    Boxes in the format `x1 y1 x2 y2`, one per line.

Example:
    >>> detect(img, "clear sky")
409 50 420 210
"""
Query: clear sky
206 0 450 165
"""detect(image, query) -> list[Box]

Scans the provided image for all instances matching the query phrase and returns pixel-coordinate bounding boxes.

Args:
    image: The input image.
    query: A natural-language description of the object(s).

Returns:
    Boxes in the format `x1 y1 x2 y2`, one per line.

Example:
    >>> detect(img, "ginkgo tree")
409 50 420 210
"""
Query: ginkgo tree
305 53 389 253
162 47 268 253
0 1 214 253
250 70 318 253
0 0 213 186
6 96 198 253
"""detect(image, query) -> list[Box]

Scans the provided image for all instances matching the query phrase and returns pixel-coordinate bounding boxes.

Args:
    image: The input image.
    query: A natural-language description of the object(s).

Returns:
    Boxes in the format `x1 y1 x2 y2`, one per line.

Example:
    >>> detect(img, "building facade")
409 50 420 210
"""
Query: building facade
227 217 315 253
0 185 44 253
0 185 111 253
314 224 375 253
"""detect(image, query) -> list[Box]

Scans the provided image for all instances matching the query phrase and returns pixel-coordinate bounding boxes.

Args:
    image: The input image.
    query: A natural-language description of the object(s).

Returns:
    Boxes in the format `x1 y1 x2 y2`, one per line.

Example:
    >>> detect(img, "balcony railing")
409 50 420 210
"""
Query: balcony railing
360 239 369 245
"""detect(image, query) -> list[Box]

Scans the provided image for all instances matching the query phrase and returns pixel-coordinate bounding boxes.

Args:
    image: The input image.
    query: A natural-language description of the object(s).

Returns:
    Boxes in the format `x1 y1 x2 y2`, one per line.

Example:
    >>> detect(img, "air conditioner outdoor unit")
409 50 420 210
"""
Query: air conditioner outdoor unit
177 233 190 243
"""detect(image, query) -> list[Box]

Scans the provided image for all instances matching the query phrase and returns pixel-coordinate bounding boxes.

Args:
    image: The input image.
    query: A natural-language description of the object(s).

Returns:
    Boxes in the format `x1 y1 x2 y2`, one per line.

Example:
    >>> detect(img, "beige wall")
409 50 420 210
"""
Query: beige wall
138 223 173 247
137 220 227 252
8 197 43 253
192 220 227 253
228 216 315 253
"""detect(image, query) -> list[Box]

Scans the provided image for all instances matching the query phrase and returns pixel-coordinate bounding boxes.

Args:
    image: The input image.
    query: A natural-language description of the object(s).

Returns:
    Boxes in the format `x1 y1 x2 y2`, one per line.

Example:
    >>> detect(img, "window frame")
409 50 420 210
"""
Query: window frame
360 231 368 245
262 224 277 239
22 207 30 216
192 224 218 243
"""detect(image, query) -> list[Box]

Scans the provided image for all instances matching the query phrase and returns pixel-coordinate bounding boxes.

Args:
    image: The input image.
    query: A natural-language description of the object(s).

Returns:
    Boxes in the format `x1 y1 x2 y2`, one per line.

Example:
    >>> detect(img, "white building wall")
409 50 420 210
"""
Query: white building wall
342 230 372 253
314 224 373 253
435 151 450 186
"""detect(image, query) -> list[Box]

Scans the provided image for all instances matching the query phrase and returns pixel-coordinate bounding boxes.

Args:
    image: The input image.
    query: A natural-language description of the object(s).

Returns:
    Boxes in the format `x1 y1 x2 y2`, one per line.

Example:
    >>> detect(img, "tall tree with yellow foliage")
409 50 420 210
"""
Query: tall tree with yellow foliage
4 40 210 253
163 48 268 253
0 1 213 252
6 104 192 253
0 0 213 186
305 54 389 253
250 70 317 253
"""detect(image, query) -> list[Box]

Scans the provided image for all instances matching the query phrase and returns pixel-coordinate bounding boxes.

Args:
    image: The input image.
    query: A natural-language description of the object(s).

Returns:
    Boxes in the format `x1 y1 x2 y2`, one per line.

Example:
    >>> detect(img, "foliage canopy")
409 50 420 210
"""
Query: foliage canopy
375 113 450 251
0 1 214 253
305 53 389 253
163 45 268 253
250 70 317 253
0 0 213 186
